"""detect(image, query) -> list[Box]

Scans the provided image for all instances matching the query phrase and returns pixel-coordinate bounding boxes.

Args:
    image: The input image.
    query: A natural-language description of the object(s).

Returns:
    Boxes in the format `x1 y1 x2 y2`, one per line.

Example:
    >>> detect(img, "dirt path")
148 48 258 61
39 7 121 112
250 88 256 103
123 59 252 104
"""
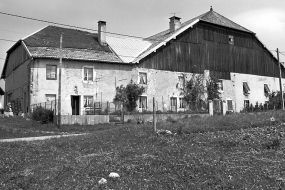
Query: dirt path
0 133 88 143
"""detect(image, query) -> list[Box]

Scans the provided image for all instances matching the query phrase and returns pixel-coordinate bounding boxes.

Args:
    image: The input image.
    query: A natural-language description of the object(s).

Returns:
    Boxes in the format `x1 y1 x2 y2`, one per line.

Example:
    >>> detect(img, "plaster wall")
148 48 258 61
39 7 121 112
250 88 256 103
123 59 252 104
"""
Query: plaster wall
231 73 285 112
31 59 200 114
135 68 198 112
31 59 137 115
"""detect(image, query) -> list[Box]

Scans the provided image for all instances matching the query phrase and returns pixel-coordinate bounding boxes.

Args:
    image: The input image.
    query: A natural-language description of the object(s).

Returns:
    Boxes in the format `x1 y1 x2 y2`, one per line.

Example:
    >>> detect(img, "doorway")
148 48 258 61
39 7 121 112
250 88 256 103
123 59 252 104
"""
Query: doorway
71 95 80 115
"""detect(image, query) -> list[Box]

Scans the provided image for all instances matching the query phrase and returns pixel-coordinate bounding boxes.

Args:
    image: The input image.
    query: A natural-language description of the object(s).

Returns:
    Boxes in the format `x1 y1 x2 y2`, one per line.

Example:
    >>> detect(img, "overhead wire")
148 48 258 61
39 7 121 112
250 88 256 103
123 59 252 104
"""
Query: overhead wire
0 11 284 61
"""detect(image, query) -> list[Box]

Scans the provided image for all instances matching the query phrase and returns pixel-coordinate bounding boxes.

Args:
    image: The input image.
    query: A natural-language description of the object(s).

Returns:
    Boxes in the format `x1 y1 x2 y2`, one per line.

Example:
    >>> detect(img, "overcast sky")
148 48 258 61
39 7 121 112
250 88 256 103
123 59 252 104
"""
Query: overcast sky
0 0 285 88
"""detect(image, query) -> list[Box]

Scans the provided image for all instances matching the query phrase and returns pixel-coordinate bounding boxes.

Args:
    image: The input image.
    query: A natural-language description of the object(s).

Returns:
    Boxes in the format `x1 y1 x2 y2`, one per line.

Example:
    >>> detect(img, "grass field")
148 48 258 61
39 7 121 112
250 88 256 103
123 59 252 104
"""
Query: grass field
0 117 123 139
1 111 285 189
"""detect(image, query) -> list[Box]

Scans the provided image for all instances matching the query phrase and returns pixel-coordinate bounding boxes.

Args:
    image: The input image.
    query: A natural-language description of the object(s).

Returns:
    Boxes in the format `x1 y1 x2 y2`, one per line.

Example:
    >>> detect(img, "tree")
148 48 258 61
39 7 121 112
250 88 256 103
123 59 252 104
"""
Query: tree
113 80 145 112
182 74 206 103
206 75 221 100
180 73 221 103
268 91 283 109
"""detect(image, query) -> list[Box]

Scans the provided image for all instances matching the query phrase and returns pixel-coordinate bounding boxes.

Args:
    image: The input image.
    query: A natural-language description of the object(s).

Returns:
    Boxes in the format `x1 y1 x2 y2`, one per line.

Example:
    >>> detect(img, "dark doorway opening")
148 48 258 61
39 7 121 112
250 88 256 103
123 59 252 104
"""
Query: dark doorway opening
71 95 80 115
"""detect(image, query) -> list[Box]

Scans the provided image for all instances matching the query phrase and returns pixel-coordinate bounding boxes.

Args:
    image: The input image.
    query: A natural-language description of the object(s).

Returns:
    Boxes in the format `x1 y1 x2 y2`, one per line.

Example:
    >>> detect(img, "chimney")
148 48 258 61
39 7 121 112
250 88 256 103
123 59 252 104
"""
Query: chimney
169 16 181 33
98 20 106 45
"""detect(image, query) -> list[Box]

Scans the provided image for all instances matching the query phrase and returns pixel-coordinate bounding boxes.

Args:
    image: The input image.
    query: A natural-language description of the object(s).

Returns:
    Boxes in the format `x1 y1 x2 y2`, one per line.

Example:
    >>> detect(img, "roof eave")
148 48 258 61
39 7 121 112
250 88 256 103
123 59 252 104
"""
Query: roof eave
32 56 132 65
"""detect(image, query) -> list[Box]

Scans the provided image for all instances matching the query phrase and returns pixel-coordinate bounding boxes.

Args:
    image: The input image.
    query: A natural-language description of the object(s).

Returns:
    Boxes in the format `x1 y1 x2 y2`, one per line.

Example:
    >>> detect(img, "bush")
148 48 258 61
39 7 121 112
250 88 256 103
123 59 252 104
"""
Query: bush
32 107 54 124
0 108 4 114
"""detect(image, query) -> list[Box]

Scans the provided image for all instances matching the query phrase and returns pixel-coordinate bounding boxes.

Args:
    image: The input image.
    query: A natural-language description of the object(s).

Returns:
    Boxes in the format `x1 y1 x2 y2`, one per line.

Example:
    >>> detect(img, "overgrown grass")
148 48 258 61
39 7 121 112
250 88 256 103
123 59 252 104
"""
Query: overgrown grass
0 117 124 139
160 110 285 134
1 111 285 189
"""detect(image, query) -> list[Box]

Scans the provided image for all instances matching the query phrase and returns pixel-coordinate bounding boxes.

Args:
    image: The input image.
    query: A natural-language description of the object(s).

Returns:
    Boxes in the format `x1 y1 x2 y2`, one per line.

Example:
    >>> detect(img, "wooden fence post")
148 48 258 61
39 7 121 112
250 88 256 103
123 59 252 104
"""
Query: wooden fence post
153 97 156 132
209 100 213 116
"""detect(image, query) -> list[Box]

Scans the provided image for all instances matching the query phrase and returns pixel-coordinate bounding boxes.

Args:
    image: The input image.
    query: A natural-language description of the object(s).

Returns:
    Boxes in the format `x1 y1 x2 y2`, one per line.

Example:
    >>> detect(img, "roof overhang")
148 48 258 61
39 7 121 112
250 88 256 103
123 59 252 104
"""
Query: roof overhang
133 19 200 63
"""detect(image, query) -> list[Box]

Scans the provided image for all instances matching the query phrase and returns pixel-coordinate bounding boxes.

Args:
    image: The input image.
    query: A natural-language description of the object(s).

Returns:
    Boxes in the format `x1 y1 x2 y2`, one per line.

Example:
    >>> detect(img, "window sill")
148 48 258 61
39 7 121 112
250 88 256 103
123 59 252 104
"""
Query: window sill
83 81 94 84
46 78 57 80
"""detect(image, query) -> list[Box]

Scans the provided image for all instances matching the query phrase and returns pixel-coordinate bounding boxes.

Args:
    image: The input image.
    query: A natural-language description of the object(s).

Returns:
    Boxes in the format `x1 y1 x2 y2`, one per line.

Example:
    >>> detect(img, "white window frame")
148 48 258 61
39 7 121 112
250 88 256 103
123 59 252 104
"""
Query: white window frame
139 96 147 109
46 65 57 80
227 99 233 111
82 66 95 83
138 72 147 85
83 96 94 108
179 97 186 108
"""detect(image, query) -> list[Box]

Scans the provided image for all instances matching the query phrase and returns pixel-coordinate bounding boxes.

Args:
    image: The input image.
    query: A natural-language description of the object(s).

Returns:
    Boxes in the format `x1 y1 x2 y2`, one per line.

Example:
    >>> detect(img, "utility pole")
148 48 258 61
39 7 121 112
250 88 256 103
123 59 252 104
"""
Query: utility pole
153 97 156 132
277 48 284 110
58 35 62 128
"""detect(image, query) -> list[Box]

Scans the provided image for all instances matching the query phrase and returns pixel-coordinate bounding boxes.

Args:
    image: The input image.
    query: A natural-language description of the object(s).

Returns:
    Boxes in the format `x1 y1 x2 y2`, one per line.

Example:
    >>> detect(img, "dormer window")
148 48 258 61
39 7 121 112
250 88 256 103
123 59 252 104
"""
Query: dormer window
243 82 250 95
229 35 234 45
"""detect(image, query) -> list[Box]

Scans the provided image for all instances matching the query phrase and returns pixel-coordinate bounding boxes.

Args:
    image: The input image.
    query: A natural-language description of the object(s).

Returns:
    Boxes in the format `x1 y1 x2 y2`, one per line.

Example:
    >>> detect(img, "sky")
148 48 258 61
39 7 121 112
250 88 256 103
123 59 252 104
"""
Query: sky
0 0 285 89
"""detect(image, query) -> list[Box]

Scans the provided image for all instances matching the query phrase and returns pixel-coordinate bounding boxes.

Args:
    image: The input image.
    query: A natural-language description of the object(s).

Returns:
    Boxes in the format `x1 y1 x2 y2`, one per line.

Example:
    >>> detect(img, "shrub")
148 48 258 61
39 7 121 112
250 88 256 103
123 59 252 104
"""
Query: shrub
32 107 54 124
0 108 4 114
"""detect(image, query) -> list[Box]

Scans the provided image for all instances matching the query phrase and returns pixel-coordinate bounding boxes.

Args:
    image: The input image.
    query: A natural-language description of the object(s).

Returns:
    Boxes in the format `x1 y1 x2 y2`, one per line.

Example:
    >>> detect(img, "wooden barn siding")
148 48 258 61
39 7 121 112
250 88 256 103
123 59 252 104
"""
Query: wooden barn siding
139 23 285 79
5 44 29 77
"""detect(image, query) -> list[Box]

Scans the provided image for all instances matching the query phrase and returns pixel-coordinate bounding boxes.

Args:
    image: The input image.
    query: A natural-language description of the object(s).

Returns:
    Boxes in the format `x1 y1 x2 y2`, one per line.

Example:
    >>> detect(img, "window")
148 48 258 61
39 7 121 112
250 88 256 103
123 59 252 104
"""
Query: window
229 35 234 45
83 96 94 108
264 84 270 95
83 67 93 81
177 76 184 89
139 72 147 84
46 65 57 80
227 100 233 111
179 98 186 108
218 79 223 91
243 82 250 94
139 96 147 109
244 100 249 109
45 94 56 102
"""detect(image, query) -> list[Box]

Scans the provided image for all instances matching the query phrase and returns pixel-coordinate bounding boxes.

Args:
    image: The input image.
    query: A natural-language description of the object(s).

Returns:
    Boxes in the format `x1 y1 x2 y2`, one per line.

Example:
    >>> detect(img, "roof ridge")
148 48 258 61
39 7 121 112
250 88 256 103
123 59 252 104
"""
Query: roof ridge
200 10 254 33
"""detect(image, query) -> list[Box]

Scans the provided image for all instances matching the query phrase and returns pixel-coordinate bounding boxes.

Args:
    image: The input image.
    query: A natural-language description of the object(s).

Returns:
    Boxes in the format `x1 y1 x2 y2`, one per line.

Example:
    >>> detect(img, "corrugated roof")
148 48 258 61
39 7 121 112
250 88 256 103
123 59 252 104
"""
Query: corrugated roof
106 35 151 63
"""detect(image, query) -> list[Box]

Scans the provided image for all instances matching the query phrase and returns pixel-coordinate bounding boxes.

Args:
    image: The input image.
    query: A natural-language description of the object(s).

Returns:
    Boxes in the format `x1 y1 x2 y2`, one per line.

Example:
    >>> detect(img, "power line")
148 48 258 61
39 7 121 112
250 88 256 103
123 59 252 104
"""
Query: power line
0 38 17 42
0 28 28 35
0 11 145 40
0 11 283 61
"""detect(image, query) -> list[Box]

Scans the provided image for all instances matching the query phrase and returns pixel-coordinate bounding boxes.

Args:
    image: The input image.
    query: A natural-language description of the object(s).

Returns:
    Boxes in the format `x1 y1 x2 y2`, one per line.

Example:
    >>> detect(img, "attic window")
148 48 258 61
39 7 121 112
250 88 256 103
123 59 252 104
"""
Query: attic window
229 35 234 45
243 82 250 94
264 84 270 94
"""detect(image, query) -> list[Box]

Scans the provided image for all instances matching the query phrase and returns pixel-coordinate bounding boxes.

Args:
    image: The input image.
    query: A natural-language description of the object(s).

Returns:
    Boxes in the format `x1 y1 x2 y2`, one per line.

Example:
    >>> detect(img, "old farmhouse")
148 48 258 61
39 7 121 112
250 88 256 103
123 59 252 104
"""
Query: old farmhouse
1 8 285 115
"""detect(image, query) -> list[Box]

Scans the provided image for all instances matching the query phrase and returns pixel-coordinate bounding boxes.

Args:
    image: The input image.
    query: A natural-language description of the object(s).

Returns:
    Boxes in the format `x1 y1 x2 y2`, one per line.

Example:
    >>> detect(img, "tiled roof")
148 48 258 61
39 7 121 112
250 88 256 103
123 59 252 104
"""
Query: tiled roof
28 47 122 63
134 10 253 63
23 25 123 63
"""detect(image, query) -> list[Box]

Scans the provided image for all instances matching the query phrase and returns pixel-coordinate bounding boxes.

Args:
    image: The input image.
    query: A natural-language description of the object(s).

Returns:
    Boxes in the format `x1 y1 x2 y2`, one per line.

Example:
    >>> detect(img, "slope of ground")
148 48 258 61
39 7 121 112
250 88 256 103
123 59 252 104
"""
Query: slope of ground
1 111 285 189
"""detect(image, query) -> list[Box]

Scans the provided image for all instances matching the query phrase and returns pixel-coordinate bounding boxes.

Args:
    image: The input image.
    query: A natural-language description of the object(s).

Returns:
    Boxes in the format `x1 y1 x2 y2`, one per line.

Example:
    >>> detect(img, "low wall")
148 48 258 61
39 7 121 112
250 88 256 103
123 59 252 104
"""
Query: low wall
123 113 209 122
54 115 109 125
